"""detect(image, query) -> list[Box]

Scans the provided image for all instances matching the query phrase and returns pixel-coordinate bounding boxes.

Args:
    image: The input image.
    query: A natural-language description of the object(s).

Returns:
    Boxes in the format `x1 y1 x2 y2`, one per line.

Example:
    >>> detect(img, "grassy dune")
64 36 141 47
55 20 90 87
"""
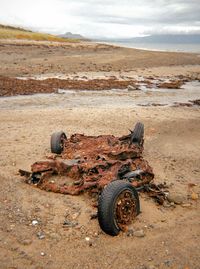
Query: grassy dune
0 24 79 42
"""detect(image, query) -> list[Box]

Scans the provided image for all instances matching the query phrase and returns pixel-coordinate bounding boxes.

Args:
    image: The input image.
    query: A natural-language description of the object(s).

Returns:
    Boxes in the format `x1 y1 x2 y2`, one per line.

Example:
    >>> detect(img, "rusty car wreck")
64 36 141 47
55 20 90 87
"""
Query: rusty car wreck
20 122 167 236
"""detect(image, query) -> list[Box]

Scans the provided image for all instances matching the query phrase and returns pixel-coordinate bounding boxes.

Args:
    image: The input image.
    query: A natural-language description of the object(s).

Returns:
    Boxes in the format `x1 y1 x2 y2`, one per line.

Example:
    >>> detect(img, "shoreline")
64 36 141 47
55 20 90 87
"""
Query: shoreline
96 40 200 53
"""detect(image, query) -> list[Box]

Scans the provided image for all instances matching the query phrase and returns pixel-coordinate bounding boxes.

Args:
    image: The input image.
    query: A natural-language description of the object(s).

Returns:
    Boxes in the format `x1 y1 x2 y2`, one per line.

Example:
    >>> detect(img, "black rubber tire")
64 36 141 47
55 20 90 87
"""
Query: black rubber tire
98 180 140 236
50 131 67 154
131 122 144 145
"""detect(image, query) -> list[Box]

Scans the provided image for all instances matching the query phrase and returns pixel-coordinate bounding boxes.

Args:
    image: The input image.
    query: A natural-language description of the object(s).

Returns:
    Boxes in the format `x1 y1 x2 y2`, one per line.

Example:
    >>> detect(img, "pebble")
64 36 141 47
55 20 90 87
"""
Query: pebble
167 193 186 204
93 232 99 237
32 220 39 226
56 89 66 94
128 85 141 91
72 212 80 220
181 203 191 208
148 224 155 229
40 252 45 256
134 229 145 237
63 220 78 227
191 192 198 200
127 228 135 237
85 236 94 246
37 231 45 240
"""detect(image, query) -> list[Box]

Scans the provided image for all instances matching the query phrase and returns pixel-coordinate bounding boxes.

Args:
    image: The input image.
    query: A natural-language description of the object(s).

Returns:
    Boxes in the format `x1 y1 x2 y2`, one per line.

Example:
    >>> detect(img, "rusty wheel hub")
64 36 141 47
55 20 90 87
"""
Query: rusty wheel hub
115 190 136 229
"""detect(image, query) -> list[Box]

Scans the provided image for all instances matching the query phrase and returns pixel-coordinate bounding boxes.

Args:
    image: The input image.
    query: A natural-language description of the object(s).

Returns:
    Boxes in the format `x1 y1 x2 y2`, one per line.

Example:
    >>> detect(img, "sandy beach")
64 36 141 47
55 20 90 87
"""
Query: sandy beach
0 40 200 269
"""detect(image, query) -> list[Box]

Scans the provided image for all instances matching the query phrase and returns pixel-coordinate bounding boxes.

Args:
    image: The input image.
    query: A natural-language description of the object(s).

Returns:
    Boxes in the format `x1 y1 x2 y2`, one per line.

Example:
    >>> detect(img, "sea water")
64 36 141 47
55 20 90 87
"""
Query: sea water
101 41 200 53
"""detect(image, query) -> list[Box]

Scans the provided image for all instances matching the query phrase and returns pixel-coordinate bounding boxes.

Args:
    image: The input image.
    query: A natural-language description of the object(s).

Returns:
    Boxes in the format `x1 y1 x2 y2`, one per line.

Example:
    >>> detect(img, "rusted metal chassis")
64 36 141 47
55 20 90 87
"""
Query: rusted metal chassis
22 133 154 195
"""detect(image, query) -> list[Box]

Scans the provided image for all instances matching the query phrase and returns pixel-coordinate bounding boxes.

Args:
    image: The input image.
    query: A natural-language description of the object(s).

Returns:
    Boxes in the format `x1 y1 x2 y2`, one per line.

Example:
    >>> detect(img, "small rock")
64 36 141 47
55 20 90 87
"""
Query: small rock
127 85 141 91
191 192 198 200
93 232 99 238
40 252 45 256
127 228 135 237
170 202 176 207
72 212 80 220
37 231 45 240
63 220 78 228
134 229 145 237
85 236 94 247
56 89 66 94
167 193 186 204
181 203 191 208
32 220 39 226
85 236 90 242
148 224 155 229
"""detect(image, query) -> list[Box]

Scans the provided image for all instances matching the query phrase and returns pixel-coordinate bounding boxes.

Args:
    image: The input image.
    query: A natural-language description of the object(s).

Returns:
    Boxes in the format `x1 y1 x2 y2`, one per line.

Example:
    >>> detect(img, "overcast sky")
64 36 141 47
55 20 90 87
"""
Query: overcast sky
0 0 200 38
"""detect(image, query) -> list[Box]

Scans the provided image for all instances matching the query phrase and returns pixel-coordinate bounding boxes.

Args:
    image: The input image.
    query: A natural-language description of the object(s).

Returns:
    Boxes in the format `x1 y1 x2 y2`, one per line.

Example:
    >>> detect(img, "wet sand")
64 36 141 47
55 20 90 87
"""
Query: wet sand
1 80 200 110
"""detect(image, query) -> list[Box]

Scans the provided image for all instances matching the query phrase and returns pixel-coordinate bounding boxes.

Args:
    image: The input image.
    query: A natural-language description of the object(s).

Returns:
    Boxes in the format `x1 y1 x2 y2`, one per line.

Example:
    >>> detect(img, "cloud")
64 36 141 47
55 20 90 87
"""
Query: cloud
0 0 199 38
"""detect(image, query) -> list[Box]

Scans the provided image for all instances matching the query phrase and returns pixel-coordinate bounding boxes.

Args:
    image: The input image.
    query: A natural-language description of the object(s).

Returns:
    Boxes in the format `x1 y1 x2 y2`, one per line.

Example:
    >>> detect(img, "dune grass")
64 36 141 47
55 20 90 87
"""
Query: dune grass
0 24 79 42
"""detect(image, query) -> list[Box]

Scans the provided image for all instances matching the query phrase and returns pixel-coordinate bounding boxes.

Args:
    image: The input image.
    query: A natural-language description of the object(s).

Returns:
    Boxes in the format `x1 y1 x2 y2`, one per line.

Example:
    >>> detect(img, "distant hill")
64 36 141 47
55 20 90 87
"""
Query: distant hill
0 24 79 42
59 32 86 40
97 34 200 44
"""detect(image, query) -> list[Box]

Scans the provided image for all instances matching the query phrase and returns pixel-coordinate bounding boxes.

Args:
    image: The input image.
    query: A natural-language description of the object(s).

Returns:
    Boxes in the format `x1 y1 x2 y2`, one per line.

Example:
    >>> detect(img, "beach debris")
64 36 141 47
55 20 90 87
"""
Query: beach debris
0 76 139 96
190 99 200 106
1 75 196 97
19 122 170 236
19 123 170 204
157 80 184 89
20 125 155 196
172 102 193 107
